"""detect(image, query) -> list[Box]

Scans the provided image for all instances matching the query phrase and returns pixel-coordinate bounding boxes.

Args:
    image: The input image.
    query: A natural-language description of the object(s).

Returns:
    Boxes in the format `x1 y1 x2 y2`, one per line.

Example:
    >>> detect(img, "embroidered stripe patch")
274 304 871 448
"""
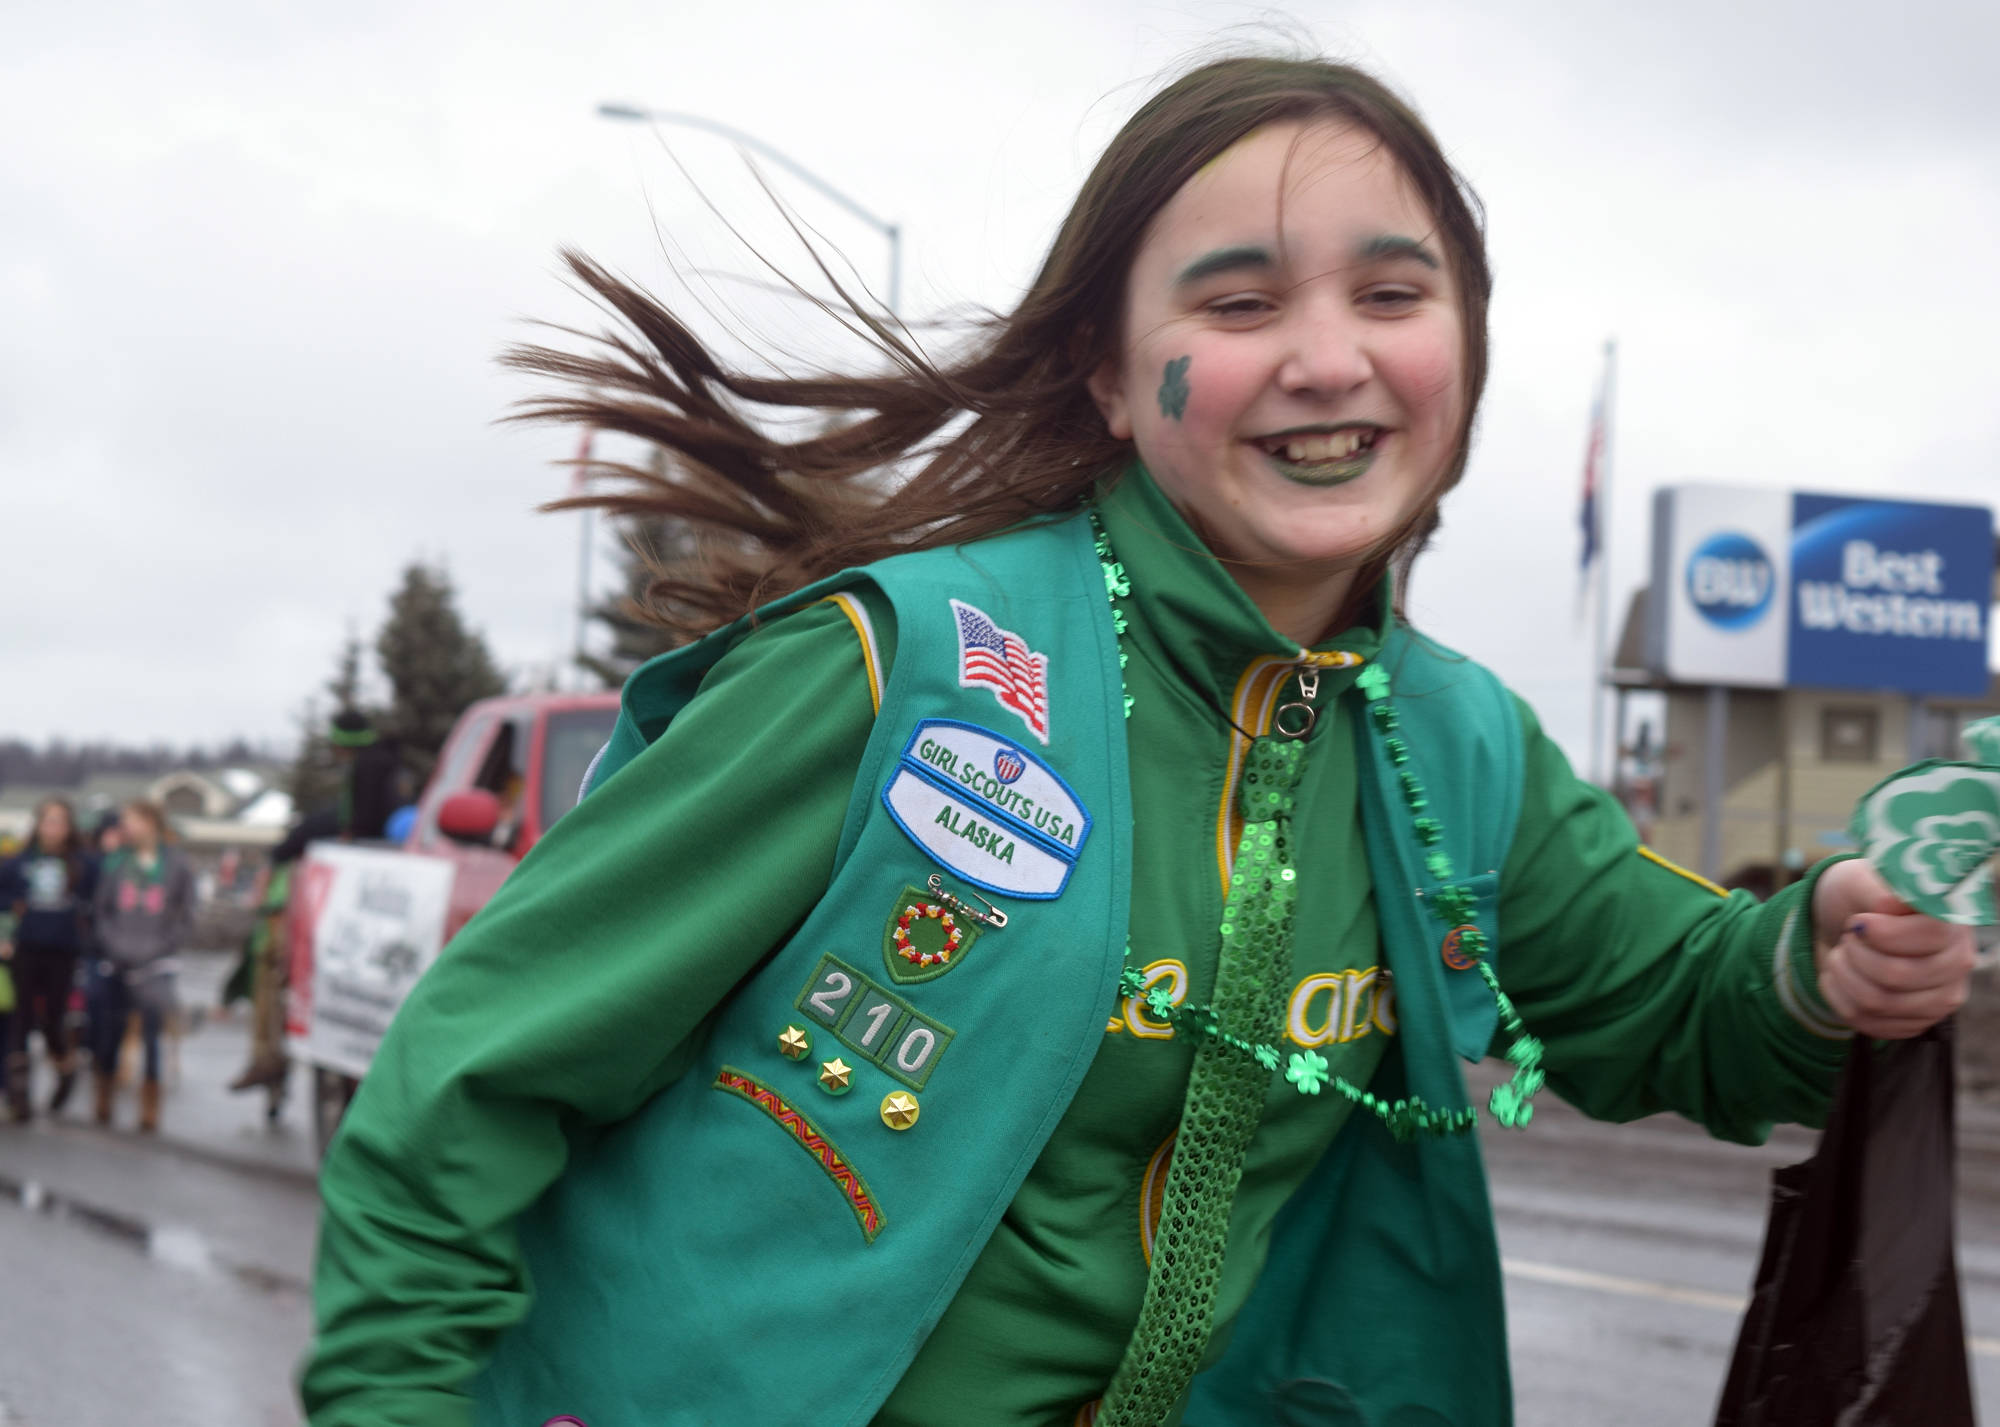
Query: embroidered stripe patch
712 1066 886 1241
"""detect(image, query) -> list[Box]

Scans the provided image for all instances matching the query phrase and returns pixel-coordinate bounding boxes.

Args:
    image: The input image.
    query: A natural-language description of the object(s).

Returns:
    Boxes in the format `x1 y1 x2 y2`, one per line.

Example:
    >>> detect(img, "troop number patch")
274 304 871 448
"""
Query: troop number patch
879 719 1091 900
795 953 955 1091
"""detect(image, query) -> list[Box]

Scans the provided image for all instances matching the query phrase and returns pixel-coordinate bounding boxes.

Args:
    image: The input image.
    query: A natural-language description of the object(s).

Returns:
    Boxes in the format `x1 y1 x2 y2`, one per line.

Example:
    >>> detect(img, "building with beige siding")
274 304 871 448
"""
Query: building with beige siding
1610 553 2000 893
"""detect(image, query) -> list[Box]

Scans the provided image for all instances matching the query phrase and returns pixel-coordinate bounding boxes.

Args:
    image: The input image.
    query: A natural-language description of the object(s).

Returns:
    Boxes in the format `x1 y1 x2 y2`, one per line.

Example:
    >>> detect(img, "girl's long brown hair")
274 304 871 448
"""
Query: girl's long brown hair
512 55 1491 641
121 800 169 848
22 797 85 900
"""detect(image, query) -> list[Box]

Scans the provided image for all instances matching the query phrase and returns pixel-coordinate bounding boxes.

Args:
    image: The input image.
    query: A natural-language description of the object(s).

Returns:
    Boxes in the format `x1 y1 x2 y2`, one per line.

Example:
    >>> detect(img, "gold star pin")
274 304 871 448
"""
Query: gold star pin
777 1025 812 1061
880 1091 920 1131
818 1057 853 1095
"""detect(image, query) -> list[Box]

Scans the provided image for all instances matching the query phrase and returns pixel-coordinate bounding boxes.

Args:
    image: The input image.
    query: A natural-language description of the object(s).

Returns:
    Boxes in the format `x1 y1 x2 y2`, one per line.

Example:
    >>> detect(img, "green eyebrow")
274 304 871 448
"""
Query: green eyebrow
1173 245 1275 287
1358 234 1441 269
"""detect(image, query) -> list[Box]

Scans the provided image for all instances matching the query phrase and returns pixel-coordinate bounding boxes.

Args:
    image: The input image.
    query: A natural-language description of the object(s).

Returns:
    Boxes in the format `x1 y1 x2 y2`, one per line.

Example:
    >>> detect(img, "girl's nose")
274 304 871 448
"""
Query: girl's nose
1277 300 1373 396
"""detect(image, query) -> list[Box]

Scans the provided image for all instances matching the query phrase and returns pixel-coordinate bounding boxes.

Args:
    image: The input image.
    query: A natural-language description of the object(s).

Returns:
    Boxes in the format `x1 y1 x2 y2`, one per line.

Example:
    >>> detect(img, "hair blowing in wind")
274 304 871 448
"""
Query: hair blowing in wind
505 56 1493 643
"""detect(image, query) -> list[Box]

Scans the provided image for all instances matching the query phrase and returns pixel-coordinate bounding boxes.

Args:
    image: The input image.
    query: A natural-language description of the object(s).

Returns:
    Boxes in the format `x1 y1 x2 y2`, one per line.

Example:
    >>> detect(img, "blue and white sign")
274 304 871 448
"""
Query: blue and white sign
1685 530 1777 631
1786 495 1991 693
1648 485 1993 694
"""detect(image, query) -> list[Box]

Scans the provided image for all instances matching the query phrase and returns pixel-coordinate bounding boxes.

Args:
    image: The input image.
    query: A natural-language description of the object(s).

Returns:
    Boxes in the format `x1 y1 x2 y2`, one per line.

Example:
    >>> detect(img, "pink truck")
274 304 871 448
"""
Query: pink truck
286 691 621 1151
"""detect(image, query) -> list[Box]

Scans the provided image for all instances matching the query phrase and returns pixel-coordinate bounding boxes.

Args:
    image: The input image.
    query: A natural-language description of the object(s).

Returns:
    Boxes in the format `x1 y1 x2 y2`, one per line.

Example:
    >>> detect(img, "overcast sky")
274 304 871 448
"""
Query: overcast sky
5 0 1997 772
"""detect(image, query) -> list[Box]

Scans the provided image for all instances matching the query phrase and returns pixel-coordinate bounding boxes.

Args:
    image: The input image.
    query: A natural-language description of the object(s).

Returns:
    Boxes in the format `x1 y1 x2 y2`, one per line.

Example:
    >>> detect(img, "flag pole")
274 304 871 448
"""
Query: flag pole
575 509 593 688
571 427 597 690
1588 339 1618 786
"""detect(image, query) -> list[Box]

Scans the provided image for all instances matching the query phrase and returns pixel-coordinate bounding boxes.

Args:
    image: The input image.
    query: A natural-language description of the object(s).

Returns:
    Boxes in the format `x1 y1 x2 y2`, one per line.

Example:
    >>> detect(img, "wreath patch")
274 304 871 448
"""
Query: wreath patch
882 884 982 985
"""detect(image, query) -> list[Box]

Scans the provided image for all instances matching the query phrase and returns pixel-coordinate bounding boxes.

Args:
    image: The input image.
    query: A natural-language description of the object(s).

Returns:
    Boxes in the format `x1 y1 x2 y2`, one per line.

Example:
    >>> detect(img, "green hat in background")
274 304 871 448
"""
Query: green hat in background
328 709 379 749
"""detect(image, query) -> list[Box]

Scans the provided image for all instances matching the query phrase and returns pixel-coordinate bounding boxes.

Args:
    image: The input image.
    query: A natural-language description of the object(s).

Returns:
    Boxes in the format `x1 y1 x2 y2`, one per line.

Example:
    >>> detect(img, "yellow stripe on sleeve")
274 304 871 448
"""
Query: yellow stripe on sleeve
1637 845 1729 899
821 592 882 714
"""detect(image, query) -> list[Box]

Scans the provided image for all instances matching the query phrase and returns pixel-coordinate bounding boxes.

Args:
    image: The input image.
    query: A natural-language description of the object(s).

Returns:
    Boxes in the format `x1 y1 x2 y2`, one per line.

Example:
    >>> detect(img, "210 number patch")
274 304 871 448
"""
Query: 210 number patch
795 954 955 1091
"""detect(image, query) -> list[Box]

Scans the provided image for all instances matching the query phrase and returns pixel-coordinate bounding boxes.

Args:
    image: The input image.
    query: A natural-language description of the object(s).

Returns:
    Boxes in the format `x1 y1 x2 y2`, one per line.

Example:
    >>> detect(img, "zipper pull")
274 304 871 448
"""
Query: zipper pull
1274 655 1322 740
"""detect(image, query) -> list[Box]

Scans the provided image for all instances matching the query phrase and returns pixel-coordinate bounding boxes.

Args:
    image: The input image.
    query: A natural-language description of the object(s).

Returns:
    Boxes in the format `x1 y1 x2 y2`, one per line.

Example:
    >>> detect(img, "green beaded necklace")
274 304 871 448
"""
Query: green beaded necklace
1089 508 1546 1141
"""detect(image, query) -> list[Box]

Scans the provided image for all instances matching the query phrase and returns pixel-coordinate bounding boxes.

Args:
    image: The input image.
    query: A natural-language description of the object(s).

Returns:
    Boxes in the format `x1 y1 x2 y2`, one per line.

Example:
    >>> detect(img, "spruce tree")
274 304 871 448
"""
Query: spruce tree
287 630 369 814
375 563 507 785
580 517 698 687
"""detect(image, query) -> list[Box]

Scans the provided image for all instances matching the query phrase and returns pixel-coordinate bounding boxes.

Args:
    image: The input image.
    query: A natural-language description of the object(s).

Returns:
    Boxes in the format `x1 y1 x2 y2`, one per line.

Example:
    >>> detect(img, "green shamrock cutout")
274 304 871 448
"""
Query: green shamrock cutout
1286 1049 1330 1095
1965 715 2000 766
1489 1082 1535 1128
1850 729 2000 926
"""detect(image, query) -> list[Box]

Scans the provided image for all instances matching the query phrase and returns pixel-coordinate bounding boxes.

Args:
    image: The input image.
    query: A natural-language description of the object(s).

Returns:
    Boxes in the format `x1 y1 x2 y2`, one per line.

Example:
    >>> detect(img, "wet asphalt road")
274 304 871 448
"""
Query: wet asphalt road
4 975 2000 1425
0 1130 315 1427
1488 1081 2000 1423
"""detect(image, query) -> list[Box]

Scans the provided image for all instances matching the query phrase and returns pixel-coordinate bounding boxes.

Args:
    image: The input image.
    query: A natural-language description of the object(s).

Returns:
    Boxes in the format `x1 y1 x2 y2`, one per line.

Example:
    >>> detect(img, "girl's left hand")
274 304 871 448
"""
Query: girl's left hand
1812 858 1979 1038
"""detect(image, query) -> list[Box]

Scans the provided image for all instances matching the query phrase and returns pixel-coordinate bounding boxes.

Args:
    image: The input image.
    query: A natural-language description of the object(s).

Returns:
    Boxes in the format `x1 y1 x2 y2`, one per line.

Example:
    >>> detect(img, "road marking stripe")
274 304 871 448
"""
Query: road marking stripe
1503 1257 2000 1358
1504 1257 1746 1314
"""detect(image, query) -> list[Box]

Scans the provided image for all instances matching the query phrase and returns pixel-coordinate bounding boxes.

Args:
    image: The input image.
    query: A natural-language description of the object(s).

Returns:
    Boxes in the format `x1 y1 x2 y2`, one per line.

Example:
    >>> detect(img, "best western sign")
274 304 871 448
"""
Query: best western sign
1647 485 1994 694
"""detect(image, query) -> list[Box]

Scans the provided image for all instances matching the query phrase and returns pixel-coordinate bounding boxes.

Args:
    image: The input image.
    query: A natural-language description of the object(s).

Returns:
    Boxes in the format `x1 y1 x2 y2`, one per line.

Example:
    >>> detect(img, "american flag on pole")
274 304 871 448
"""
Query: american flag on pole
1578 388 1605 579
951 599 1051 744
1576 346 1611 623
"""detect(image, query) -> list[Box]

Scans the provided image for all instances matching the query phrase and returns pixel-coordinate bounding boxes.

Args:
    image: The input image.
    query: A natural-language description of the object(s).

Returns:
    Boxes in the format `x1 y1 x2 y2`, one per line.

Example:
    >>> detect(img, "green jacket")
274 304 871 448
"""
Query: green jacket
304 469 1850 1427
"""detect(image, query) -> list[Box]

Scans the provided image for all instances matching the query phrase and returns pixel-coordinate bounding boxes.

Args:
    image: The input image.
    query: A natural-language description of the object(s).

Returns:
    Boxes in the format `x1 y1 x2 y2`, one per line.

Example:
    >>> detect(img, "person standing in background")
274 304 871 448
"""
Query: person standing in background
227 806 341 1094
329 710 404 842
90 800 193 1132
0 797 97 1121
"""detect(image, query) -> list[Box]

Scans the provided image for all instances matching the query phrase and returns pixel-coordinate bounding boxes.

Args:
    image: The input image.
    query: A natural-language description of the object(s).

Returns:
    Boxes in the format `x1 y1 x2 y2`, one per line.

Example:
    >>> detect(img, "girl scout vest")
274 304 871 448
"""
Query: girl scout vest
472 510 1527 1427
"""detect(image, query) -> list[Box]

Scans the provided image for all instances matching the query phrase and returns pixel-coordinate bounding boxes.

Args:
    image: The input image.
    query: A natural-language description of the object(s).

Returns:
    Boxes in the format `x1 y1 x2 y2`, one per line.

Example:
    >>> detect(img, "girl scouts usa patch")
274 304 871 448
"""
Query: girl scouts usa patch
880 718 1091 899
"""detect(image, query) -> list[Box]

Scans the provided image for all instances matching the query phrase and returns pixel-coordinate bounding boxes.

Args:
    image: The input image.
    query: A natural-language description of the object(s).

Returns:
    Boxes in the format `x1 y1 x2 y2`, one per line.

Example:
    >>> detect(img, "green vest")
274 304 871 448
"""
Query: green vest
472 509 1525 1427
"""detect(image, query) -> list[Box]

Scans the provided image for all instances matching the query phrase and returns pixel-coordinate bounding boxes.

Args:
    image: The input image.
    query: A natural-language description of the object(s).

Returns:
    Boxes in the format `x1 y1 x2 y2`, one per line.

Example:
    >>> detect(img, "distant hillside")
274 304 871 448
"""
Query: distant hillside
0 737 281 792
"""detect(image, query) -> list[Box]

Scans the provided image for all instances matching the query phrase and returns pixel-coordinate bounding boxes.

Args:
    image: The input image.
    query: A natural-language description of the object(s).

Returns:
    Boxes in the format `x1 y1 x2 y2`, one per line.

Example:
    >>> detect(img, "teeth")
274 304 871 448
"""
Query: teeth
1272 430 1372 463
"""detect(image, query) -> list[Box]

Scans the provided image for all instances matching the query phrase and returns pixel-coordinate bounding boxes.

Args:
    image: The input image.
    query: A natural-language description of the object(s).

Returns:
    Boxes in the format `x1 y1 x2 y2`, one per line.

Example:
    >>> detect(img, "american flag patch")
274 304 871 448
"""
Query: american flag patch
950 599 1050 744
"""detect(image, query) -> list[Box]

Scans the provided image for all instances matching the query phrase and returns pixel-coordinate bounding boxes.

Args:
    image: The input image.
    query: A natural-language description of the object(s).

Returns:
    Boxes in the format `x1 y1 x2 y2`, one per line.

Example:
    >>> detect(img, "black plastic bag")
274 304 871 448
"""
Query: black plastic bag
1715 1021 1975 1425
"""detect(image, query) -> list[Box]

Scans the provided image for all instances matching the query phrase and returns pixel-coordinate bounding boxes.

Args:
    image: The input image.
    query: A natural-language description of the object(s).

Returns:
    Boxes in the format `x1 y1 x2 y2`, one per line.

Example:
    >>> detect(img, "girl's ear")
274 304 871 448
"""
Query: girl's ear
1087 356 1134 441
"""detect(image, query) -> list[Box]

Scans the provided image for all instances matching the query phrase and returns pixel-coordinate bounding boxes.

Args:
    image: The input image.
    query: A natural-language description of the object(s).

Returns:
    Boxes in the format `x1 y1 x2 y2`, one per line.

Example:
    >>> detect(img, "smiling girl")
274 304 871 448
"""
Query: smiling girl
303 56 1974 1427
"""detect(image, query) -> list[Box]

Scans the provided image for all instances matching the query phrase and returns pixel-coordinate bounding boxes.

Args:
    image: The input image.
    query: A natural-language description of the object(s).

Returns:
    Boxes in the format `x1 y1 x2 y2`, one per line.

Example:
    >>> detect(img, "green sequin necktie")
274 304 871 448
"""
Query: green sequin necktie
1096 733 1306 1426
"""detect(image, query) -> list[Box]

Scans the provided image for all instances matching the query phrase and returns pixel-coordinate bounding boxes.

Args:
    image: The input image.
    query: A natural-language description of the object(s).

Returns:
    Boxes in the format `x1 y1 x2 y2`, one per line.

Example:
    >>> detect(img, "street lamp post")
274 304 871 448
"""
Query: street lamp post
596 102 902 315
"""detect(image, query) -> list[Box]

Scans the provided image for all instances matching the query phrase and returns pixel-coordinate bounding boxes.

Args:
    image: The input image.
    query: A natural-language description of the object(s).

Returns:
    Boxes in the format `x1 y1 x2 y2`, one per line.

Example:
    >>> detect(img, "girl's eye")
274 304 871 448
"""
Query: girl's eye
1360 286 1423 312
1204 295 1275 319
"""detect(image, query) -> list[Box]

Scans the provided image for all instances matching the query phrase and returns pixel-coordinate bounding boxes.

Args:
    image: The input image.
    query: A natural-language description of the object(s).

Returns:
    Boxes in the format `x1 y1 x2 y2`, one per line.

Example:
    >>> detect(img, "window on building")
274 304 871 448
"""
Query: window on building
1919 706 1960 761
1820 706 1880 763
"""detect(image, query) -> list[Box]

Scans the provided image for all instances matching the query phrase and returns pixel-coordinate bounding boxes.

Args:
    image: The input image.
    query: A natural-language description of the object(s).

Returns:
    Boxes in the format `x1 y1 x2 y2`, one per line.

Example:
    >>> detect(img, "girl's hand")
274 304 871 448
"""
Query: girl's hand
1812 858 1979 1038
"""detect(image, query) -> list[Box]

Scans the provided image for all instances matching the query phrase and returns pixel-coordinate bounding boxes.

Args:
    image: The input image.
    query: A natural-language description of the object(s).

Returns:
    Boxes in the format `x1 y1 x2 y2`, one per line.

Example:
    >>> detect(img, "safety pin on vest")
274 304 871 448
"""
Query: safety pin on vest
926 873 1008 930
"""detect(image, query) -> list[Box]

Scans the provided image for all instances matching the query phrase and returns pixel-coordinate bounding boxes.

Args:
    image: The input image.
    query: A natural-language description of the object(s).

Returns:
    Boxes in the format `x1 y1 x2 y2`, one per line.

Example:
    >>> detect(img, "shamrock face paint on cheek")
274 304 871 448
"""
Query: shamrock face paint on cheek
1157 356 1191 420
